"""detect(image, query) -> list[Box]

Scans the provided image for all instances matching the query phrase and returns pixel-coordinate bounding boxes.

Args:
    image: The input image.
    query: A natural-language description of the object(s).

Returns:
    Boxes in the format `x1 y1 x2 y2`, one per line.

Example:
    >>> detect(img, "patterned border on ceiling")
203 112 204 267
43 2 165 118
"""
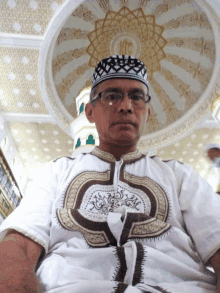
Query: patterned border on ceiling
39 0 220 148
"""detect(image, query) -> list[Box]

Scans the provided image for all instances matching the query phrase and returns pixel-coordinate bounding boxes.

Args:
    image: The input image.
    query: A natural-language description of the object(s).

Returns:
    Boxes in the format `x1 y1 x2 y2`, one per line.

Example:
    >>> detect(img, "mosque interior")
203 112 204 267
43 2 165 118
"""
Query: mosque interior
0 0 220 222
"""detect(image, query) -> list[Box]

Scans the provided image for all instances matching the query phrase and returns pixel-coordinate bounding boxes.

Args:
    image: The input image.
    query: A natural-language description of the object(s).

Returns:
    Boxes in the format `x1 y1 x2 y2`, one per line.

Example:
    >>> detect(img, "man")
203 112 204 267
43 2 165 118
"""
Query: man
206 144 220 164
206 143 220 195
0 55 220 293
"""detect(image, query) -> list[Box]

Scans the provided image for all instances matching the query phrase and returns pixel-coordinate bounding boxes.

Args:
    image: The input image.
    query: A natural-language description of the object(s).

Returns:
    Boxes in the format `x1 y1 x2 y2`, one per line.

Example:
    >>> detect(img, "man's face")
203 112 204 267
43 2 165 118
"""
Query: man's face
207 148 220 162
85 79 150 148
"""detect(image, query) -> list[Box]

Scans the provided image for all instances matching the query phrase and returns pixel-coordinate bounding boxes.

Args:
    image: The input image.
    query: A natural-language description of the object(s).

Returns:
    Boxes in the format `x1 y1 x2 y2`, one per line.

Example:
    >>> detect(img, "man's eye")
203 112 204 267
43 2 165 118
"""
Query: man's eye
131 95 144 101
106 94 120 100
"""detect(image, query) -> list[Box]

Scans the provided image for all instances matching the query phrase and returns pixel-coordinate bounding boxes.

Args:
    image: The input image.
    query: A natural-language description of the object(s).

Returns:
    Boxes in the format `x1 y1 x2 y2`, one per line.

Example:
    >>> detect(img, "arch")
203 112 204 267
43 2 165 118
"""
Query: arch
75 138 81 149
86 134 95 145
79 103 84 114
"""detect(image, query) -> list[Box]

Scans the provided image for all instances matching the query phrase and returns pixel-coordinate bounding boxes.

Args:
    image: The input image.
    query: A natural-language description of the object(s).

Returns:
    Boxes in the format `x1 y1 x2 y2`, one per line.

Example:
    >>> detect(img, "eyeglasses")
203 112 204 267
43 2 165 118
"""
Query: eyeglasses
93 91 151 108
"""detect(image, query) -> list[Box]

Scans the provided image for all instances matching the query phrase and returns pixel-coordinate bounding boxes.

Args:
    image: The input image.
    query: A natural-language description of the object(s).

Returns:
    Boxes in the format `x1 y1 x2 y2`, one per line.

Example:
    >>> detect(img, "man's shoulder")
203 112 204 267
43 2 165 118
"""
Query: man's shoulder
147 156 192 181
53 152 89 163
147 155 184 166
161 158 184 165
53 156 76 163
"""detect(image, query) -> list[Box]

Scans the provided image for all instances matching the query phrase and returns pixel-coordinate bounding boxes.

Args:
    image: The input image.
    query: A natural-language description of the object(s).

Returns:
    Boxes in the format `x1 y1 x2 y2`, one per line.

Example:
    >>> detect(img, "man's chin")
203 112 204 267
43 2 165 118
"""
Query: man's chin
110 134 140 147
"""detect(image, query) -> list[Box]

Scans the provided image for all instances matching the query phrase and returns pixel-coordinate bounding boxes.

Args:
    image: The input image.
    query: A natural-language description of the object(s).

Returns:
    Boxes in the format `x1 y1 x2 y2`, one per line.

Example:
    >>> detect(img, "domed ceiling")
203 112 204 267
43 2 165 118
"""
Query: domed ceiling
51 0 216 138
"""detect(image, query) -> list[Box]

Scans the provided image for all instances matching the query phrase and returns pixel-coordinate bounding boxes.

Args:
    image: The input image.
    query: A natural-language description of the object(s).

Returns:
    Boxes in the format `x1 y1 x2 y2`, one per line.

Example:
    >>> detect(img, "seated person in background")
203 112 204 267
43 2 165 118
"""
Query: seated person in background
0 55 220 293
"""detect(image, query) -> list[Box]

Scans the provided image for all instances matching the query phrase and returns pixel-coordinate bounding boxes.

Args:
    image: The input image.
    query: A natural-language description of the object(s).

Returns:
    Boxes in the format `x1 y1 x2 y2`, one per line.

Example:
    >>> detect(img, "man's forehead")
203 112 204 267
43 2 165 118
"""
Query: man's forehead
208 148 220 152
97 78 148 91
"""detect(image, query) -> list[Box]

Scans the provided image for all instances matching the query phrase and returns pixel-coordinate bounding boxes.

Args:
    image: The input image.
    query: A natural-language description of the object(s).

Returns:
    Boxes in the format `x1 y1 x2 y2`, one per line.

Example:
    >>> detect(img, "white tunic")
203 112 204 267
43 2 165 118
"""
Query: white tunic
0 147 220 293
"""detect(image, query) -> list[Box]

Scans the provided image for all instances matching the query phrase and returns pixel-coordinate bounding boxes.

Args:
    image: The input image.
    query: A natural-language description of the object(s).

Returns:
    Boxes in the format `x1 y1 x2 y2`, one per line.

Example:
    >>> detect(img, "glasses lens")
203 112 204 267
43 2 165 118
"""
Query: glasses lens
130 94 146 107
101 92 122 104
99 92 150 107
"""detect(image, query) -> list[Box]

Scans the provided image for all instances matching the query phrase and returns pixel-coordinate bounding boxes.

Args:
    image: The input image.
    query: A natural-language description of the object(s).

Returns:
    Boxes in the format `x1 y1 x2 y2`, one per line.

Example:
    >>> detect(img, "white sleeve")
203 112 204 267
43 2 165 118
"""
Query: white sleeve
166 160 220 265
0 161 58 255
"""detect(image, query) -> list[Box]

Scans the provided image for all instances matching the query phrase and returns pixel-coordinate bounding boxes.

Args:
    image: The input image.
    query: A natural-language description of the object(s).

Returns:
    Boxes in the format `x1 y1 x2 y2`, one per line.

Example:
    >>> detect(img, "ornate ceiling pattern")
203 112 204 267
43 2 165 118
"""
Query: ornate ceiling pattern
86 7 167 76
51 0 216 138
0 0 65 35
0 47 48 114
158 127 220 179
8 121 73 167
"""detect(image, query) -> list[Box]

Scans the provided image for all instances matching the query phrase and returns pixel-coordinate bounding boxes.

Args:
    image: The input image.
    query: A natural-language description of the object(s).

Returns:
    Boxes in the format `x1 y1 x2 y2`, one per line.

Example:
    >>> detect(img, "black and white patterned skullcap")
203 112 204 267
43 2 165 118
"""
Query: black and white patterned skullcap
91 55 149 94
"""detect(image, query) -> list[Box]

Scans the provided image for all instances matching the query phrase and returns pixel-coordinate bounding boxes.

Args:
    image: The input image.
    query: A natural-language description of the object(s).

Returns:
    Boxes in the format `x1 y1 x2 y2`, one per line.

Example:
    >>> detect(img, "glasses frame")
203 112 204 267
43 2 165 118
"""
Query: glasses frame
92 91 151 107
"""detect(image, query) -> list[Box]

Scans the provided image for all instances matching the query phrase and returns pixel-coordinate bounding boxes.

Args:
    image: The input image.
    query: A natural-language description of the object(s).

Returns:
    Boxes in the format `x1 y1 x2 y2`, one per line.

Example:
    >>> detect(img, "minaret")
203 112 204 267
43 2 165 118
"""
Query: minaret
70 88 99 157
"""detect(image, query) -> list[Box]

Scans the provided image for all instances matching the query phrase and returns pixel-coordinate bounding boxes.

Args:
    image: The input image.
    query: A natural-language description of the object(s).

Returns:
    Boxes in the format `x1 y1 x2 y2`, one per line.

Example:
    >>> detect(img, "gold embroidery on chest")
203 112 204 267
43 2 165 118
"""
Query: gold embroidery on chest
123 171 169 221
130 217 171 238
64 170 110 209
57 209 110 247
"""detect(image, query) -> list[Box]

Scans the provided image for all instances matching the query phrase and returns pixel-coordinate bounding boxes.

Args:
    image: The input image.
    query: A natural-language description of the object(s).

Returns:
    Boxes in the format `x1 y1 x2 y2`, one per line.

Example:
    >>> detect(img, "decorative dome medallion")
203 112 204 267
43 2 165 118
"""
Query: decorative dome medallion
40 0 220 150
86 7 167 81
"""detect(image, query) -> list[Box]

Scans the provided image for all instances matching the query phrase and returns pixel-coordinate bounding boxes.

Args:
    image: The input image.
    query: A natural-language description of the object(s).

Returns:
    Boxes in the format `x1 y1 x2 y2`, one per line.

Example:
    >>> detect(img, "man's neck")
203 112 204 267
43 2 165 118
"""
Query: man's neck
98 142 137 161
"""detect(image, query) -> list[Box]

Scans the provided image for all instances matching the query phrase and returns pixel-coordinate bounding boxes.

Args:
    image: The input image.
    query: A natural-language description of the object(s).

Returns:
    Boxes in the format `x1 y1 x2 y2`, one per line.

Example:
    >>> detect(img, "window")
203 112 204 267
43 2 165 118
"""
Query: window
0 149 22 219
75 138 81 149
79 103 84 114
86 135 95 145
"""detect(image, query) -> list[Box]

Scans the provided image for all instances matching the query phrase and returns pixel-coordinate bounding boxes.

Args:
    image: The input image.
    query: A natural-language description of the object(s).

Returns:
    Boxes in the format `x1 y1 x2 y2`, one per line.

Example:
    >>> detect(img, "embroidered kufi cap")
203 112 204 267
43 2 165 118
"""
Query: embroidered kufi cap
205 143 220 151
91 55 149 100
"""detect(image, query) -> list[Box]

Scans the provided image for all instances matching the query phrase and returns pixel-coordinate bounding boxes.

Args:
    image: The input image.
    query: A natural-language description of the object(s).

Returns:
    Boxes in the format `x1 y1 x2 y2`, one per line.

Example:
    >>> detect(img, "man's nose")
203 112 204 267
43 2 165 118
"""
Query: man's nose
118 94 133 112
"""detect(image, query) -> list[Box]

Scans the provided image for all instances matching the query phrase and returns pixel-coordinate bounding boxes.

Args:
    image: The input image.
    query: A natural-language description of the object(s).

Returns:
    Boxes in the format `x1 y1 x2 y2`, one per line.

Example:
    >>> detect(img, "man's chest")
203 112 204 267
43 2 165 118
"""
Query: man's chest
51 159 180 248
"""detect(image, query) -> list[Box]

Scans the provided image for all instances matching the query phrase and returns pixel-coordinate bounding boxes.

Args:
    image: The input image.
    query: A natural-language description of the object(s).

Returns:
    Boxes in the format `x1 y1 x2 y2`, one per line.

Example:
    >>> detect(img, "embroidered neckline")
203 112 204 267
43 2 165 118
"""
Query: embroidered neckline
91 146 143 163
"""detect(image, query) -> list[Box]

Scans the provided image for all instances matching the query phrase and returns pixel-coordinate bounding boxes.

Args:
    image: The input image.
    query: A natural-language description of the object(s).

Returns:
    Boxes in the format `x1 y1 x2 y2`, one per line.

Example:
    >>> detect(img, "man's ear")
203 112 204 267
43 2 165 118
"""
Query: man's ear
85 102 95 123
